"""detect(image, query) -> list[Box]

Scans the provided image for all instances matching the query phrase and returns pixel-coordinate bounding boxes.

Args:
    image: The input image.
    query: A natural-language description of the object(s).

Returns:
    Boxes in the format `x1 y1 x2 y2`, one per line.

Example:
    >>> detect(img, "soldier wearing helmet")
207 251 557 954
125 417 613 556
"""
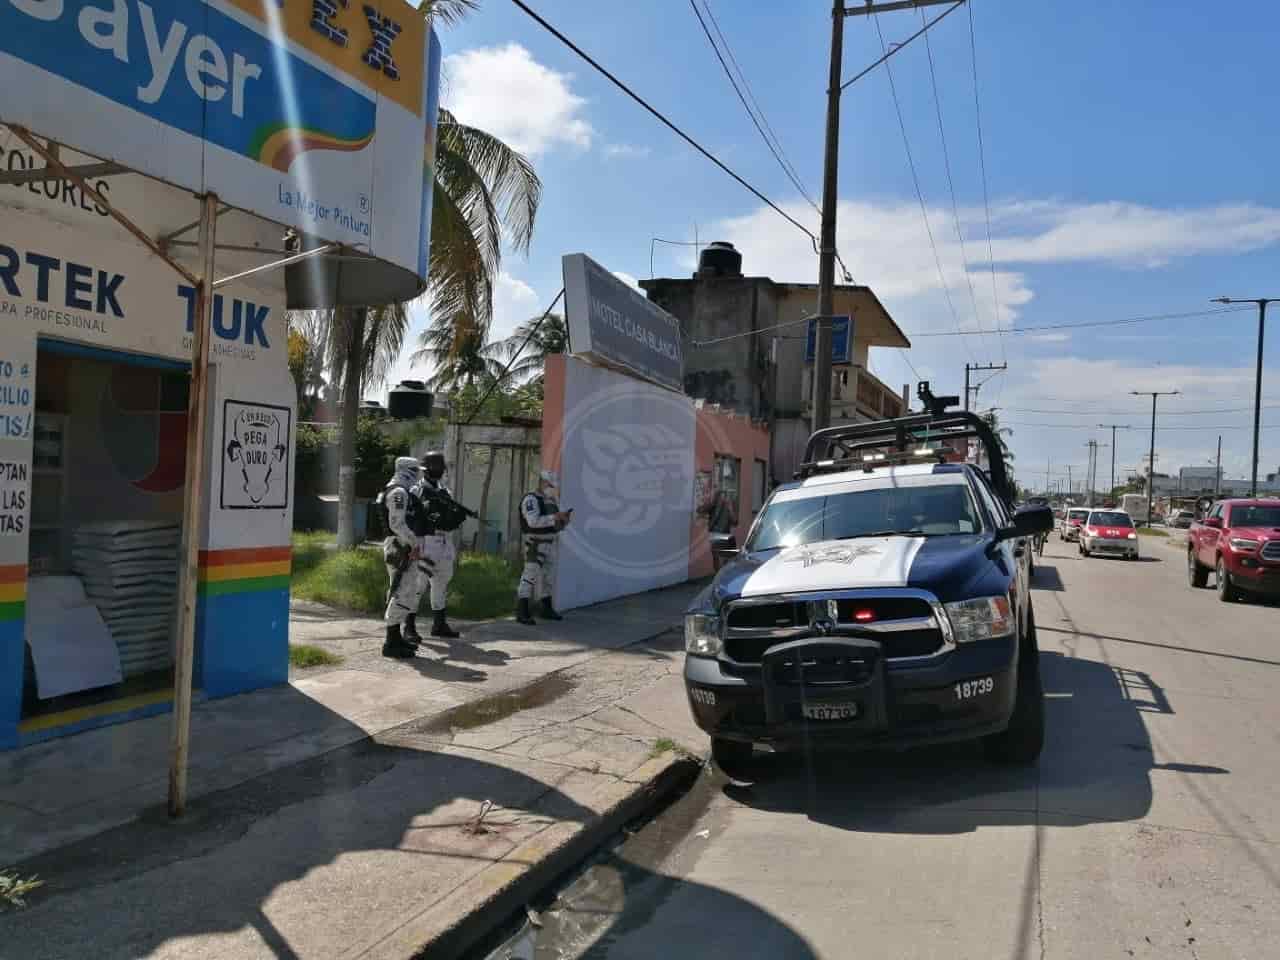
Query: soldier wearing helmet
516 470 571 624
379 457 426 659
411 450 462 639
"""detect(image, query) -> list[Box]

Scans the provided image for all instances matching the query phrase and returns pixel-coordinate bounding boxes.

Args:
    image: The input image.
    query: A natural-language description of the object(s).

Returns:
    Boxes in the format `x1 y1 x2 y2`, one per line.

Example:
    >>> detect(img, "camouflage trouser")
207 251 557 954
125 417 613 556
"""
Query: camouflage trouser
383 538 428 625
419 533 455 612
518 534 557 601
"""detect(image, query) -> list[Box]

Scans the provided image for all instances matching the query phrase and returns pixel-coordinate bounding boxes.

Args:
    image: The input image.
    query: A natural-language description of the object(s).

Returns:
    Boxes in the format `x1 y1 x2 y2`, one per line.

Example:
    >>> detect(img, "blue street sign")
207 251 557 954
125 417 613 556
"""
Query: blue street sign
805 315 852 364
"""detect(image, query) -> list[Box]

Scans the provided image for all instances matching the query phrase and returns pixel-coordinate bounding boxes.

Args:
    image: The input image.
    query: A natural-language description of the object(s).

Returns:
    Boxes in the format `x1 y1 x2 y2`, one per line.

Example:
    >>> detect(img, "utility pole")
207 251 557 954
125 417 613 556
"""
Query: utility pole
1066 464 1073 498
1097 423 1132 498
1212 297 1275 495
1215 435 1222 498
1083 440 1108 504
1131 389 1180 528
963 361 1007 411
1045 458 1051 498
810 0 962 431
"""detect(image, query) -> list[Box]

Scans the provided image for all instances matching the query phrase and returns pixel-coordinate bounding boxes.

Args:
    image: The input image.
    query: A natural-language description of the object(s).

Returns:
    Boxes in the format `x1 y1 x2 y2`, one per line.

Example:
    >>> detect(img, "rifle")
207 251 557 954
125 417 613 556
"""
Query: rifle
419 486 479 532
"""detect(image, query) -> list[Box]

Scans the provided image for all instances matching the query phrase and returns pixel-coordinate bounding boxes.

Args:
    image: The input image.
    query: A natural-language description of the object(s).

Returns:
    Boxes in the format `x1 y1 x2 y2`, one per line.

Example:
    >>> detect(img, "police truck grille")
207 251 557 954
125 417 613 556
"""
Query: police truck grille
723 594 947 663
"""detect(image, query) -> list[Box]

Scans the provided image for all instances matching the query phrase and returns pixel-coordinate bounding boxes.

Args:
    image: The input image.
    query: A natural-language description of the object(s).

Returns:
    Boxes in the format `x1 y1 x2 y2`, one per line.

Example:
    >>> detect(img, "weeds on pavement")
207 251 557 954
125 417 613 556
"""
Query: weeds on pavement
289 644 344 668
0 870 44 909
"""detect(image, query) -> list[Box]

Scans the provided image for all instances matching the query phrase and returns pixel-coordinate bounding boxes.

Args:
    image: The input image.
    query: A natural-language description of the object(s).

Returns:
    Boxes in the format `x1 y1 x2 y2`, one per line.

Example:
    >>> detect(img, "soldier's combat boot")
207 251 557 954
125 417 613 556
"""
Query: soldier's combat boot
539 598 563 621
431 608 460 639
516 597 536 625
382 624 415 659
402 613 424 647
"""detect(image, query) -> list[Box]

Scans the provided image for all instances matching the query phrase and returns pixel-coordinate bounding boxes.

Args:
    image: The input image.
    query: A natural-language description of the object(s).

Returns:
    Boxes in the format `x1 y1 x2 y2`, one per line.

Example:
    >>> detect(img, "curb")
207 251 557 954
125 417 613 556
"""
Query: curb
353 752 703 960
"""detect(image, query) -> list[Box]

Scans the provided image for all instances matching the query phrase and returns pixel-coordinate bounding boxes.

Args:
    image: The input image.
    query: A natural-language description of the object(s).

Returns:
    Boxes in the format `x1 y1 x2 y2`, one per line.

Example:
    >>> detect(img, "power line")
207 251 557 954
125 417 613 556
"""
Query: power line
907 305 1255 337
691 0 816 212
967 0 1004 366
874 14 975 364
690 314 815 346
691 0 856 284
1002 404 1280 417
918 5 991 362
509 0 818 247
1003 421 1279 432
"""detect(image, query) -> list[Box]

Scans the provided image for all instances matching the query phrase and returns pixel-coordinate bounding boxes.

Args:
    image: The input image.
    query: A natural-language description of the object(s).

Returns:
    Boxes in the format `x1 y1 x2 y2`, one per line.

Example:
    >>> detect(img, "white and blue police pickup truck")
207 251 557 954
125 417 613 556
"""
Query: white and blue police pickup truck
683 390 1055 780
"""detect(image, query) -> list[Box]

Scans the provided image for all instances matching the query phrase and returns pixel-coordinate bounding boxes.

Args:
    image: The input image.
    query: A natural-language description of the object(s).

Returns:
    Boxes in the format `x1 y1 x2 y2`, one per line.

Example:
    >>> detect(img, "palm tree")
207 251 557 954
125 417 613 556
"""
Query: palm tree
287 311 328 419
316 0 541 547
482 312 567 385
329 304 411 547
414 315 504 393
419 105 541 350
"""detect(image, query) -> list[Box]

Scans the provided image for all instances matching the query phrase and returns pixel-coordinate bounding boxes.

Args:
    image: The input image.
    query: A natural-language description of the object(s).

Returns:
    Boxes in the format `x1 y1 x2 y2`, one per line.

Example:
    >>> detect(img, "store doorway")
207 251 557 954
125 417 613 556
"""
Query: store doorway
22 343 189 723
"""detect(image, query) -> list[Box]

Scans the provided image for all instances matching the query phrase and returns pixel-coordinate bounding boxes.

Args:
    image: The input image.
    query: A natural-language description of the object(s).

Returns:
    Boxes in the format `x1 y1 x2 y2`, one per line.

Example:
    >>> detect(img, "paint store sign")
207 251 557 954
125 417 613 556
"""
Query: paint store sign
0 241 274 355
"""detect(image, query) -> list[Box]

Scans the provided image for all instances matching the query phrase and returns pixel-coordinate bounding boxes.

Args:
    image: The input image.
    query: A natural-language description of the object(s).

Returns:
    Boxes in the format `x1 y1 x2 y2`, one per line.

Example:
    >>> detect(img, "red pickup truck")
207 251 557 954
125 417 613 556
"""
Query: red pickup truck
1187 498 1280 602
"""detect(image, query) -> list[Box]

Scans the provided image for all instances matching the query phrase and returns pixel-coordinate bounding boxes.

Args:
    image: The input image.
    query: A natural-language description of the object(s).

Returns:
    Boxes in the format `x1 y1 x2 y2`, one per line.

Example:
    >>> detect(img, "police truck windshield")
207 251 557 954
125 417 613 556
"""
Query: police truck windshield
747 480 981 551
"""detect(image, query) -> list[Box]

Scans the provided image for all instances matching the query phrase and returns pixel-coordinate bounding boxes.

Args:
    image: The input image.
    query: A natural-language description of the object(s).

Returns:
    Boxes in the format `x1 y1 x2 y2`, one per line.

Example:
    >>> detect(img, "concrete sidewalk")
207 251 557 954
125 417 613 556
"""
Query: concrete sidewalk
0 583 707 959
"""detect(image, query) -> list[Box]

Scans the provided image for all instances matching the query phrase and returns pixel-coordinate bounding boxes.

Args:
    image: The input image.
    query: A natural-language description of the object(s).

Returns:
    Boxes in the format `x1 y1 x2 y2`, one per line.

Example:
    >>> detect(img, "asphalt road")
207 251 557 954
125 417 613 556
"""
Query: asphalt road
523 534 1280 960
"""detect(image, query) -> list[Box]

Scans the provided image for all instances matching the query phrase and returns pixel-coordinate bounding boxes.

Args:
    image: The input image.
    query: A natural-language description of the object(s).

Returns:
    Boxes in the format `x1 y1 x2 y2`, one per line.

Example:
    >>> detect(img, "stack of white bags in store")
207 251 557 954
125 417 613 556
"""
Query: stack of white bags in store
71 521 181 676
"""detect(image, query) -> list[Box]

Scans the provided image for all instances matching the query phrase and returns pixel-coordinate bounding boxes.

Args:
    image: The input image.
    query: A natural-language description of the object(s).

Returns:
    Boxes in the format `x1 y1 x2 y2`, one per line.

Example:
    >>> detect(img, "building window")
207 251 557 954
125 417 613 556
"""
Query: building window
752 458 767 515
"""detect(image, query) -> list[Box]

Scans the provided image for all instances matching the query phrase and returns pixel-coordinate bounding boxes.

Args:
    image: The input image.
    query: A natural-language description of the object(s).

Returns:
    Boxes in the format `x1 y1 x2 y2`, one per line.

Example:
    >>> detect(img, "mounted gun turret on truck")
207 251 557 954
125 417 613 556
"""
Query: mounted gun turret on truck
682 383 1055 780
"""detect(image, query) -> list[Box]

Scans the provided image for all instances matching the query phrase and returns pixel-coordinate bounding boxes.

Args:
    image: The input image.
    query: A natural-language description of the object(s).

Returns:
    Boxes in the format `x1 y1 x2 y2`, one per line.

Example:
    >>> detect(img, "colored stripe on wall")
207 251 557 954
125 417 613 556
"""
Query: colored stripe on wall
0 564 29 584
197 547 291 597
17 687 181 735
0 565 27 622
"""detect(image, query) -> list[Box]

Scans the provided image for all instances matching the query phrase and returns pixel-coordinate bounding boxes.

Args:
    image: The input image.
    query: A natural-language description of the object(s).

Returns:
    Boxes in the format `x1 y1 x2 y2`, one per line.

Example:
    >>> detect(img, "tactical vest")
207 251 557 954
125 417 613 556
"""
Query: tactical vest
377 482 426 537
520 492 559 535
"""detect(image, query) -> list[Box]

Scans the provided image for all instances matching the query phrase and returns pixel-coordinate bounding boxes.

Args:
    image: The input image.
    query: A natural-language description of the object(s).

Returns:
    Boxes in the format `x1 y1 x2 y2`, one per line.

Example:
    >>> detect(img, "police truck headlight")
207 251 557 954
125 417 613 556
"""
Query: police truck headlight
944 596 1013 644
684 614 722 656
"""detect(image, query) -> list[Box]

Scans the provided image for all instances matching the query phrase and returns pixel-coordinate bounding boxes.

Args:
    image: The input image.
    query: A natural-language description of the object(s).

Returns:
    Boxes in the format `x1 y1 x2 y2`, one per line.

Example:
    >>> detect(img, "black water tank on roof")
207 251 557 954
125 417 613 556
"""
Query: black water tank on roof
388 381 433 420
697 241 743 278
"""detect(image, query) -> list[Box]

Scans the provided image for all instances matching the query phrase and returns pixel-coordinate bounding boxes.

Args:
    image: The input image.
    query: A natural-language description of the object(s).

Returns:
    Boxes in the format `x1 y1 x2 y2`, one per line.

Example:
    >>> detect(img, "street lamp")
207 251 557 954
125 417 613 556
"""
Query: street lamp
1212 296 1275 496
1131 390 1179 527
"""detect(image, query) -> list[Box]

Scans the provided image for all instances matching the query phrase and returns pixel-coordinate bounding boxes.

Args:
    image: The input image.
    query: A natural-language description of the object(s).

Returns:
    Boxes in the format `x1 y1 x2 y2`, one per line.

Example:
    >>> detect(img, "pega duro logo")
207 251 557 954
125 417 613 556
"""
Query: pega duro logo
220 400 291 509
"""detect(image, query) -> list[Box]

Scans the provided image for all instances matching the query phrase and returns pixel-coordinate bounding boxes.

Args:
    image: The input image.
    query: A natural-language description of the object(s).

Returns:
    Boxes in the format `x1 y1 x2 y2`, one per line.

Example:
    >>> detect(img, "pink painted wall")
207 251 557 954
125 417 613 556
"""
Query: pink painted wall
689 405 771 580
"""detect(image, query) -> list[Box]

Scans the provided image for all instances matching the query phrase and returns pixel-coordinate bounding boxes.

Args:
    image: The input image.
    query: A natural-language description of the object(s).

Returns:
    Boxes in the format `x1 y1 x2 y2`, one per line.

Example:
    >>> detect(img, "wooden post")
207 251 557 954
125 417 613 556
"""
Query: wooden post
169 193 218 818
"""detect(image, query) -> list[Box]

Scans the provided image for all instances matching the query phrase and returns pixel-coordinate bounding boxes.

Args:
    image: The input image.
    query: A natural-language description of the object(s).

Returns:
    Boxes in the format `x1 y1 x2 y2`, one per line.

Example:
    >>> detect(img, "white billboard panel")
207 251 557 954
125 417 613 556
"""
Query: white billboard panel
554 357 694 611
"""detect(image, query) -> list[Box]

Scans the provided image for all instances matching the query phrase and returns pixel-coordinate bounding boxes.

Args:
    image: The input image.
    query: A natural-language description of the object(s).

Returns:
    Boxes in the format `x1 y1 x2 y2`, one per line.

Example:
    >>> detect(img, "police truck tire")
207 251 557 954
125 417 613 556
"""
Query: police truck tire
983 619 1044 766
711 738 756 782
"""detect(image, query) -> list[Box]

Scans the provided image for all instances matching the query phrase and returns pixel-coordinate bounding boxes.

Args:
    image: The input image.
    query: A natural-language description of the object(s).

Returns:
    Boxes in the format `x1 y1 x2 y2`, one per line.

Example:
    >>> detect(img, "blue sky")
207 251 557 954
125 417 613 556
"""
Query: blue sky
386 0 1280 488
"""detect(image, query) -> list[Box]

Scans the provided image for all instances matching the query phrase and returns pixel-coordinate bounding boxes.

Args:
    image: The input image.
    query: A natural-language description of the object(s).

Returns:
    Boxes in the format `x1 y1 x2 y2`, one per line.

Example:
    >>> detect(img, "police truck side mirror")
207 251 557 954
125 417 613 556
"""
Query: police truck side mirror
710 533 739 560
1006 504 1054 540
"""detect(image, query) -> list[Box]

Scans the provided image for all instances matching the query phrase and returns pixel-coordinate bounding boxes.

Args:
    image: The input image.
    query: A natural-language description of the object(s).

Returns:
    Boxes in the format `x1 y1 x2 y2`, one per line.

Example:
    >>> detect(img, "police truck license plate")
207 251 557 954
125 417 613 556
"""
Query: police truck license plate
802 702 858 721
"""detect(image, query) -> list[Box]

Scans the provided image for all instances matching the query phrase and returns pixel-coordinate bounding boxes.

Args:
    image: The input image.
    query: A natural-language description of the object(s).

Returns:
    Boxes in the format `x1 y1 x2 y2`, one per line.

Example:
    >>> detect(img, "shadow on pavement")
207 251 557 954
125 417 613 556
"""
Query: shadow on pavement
0 700 597 960
1038 625 1280 669
720 651 1226 834
1031 564 1065 590
518 770 818 960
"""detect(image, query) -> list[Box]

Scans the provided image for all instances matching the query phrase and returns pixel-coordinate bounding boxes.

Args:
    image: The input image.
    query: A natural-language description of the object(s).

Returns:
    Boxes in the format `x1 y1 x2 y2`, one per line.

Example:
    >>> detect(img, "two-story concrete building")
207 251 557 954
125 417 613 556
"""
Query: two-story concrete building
640 242 912 482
